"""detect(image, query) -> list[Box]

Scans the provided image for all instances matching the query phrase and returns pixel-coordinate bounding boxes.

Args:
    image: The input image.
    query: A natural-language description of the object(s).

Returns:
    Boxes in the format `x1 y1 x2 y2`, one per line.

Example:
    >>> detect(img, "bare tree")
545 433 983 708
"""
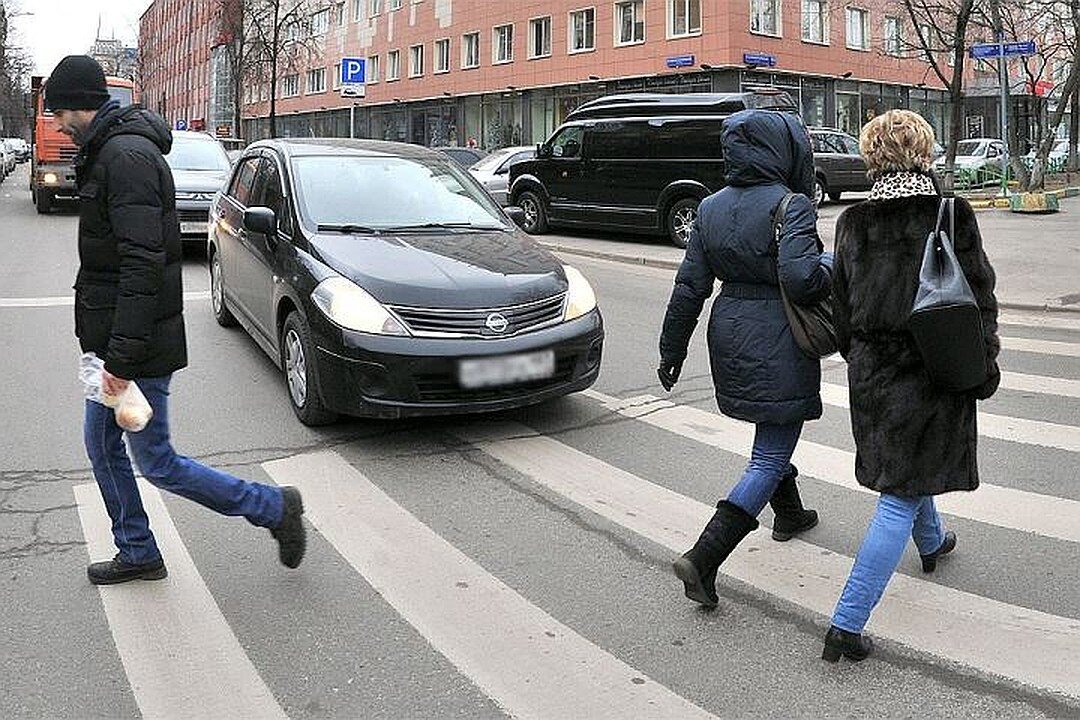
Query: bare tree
0 0 32 137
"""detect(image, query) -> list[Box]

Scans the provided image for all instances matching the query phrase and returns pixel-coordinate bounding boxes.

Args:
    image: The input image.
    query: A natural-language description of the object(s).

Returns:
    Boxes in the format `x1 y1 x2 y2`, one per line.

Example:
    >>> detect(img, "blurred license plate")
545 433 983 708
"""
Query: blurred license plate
180 221 207 235
459 350 555 389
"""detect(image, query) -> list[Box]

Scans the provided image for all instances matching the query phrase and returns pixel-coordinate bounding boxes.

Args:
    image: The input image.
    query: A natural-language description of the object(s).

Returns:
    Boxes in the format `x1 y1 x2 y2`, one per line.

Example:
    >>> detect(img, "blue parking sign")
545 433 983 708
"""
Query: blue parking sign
341 57 366 85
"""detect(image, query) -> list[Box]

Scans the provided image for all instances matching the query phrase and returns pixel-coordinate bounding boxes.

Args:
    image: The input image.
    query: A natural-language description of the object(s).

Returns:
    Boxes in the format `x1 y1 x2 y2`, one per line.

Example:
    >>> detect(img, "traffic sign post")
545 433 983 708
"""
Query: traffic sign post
340 57 367 138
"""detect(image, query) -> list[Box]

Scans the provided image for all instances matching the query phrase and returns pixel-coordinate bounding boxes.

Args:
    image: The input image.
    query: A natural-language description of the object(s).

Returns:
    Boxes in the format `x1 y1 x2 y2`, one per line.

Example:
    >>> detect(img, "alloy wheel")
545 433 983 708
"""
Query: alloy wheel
211 256 224 316
284 329 308 408
521 196 538 230
673 206 696 246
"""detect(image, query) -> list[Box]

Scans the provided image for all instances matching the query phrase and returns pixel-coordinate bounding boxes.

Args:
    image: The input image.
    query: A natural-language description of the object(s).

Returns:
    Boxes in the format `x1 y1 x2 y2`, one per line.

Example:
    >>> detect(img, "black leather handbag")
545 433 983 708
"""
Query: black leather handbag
772 193 837 359
908 197 988 391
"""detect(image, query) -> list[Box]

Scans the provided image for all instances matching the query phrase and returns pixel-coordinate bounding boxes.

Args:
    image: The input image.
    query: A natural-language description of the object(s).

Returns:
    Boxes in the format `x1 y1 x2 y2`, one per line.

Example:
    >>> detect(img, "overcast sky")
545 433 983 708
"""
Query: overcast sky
7 0 152 76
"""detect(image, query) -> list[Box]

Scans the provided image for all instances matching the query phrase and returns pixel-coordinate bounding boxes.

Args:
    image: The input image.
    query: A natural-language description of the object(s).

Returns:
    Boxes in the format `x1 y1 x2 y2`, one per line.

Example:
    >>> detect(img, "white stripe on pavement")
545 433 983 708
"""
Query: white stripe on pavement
1001 335 1080 358
74 482 287 720
999 370 1080 399
0 290 211 308
458 421 1080 700
999 312 1080 331
583 390 1080 545
261 451 716 720
818 382 1080 452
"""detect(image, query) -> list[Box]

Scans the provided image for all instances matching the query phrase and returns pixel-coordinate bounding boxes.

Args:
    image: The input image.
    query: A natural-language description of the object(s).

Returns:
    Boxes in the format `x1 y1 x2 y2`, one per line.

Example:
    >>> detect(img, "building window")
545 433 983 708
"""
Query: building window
281 74 299 97
387 49 401 80
368 0 381 16
434 38 451 72
389 0 402 9
306 67 326 93
569 8 596 52
409 44 424 76
846 7 870 50
333 4 344 24
353 0 364 21
668 0 701 37
367 54 380 82
284 22 301 43
917 23 933 61
529 16 552 58
332 63 341 89
802 0 828 43
462 32 480 68
750 0 780 36
884 16 901 55
615 1 645 45
311 8 329 34
493 24 514 64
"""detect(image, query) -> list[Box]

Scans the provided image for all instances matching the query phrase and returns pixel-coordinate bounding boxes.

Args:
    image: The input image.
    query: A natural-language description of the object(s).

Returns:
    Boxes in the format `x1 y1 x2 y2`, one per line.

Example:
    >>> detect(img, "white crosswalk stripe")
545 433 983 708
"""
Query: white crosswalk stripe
261 451 717 720
74 481 287 720
1001 335 1080 358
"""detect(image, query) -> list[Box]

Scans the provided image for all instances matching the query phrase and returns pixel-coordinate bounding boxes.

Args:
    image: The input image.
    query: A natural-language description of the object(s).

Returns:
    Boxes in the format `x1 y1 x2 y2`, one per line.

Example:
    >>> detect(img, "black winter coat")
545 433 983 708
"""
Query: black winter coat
74 103 187 379
660 110 831 425
832 194 1000 497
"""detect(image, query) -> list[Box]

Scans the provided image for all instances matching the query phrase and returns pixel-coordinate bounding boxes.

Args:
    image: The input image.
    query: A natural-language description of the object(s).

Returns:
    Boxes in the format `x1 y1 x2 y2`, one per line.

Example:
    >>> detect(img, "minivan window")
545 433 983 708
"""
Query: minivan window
549 126 584 158
588 121 645 160
648 119 723 159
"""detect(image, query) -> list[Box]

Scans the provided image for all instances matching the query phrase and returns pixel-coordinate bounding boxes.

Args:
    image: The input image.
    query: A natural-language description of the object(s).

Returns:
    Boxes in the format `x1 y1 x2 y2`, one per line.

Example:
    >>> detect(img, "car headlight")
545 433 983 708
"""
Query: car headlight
562 265 597 322
43 172 58 184
311 277 409 335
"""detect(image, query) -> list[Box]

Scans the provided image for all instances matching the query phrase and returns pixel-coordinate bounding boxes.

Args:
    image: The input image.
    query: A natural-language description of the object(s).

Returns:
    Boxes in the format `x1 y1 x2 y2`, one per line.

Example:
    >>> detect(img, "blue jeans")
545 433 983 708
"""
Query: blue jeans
83 374 285 565
725 422 804 516
831 494 946 633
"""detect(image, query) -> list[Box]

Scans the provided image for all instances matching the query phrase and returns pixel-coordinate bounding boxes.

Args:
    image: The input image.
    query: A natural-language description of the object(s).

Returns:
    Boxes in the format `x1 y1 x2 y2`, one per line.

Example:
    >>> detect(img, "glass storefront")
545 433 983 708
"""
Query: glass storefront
802 79 828 127
410 104 459 146
481 95 524 150
836 81 861 136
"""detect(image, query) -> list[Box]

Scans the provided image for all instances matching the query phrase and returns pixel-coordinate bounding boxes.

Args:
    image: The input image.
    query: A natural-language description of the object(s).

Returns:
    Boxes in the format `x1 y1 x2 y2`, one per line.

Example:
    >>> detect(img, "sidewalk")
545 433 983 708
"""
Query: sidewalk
540 194 1080 313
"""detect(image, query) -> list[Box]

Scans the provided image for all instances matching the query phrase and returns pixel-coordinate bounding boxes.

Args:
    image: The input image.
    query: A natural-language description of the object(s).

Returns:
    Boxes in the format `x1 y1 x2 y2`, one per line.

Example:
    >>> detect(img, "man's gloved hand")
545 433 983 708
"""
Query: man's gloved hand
657 360 682 392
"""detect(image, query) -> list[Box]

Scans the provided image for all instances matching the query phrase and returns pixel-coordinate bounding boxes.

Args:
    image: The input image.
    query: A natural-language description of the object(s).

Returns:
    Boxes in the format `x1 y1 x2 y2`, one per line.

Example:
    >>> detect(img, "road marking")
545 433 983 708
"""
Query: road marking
999 370 1080 399
818 382 1080 452
458 421 1080 700
582 390 1080 545
1000 312 1080 331
1001 335 1080 358
74 481 287 720
261 451 716 720
0 290 211 308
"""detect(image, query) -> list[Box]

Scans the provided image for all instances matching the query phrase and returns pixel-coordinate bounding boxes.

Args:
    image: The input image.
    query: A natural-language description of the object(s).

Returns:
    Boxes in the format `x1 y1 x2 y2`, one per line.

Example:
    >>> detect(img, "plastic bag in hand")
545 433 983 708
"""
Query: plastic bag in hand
103 381 153 433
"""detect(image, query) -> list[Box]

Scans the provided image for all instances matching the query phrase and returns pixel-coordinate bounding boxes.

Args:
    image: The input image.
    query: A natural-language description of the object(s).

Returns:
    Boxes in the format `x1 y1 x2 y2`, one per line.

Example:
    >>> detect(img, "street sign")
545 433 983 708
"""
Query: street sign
665 54 695 68
175 120 187 131
340 57 366 98
969 40 1037 59
743 52 777 67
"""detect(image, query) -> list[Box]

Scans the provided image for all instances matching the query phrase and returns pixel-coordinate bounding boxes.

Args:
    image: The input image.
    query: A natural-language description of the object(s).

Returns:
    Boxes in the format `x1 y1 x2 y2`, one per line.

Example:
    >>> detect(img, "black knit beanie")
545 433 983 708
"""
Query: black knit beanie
44 55 110 111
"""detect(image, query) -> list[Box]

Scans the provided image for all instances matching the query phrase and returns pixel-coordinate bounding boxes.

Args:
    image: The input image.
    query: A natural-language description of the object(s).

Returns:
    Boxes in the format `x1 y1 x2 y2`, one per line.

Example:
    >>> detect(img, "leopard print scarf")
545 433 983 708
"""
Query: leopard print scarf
868 172 938 201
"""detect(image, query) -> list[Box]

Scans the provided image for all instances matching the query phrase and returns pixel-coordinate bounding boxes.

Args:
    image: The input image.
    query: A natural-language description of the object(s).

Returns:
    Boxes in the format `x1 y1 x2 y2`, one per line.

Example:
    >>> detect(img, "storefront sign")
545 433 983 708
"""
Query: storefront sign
665 54 695 68
966 115 985 138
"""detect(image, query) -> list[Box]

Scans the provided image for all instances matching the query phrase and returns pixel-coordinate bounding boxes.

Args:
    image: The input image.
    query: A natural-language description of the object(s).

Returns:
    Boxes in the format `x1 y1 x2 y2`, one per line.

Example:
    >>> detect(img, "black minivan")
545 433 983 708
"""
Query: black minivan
508 90 798 248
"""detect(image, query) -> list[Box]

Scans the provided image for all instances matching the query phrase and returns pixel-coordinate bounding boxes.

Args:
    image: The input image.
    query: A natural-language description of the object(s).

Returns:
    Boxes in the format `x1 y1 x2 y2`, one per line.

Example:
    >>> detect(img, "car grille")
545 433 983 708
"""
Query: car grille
58 146 77 162
389 294 566 338
177 209 208 223
413 355 577 402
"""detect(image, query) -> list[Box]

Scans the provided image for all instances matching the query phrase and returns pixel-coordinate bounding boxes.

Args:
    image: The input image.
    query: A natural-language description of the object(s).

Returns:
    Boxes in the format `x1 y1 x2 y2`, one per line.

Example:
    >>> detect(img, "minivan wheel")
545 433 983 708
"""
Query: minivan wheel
281 312 337 426
517 190 548 234
34 187 52 214
667 198 699 249
813 177 827 206
210 251 238 327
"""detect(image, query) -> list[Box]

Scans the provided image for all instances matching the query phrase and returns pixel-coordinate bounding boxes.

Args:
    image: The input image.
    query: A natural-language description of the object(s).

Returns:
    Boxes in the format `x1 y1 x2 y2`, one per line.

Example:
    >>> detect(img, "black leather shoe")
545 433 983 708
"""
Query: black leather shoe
920 531 957 573
822 626 873 663
87 555 167 585
270 486 306 569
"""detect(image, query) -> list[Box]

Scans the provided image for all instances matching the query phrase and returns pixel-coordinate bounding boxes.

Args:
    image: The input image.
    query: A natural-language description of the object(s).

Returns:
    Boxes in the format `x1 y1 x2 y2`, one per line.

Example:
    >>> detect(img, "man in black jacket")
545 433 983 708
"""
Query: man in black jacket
46 55 306 585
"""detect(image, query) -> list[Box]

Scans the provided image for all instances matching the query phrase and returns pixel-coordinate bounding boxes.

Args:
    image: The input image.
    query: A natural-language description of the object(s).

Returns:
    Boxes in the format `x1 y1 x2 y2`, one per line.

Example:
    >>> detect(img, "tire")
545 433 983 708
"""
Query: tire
666 198 699 249
209 250 238 327
34 187 52 214
281 312 337 426
517 190 548 234
828 191 843 202
813 177 827 206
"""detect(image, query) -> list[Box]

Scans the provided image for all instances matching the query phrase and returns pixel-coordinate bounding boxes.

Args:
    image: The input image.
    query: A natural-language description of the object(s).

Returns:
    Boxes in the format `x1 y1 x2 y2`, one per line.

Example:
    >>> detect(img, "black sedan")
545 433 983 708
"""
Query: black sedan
208 139 604 424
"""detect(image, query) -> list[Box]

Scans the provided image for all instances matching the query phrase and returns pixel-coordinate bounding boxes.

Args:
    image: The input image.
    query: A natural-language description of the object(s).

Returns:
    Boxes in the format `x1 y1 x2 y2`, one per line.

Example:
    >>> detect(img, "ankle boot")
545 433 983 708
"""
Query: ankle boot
822 626 874 662
672 501 759 608
920 530 956 573
768 464 819 542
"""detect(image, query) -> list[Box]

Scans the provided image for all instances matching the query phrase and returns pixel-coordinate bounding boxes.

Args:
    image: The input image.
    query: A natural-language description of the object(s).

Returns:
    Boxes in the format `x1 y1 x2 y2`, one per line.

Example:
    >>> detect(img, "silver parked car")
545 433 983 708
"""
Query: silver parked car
164 131 232 242
468 146 536 206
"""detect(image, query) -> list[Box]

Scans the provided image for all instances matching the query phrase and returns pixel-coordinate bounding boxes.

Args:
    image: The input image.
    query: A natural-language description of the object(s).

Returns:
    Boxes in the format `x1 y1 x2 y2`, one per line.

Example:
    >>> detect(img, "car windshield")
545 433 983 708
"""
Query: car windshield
166 137 231 172
470 148 516 172
108 85 134 106
956 140 985 156
291 155 509 231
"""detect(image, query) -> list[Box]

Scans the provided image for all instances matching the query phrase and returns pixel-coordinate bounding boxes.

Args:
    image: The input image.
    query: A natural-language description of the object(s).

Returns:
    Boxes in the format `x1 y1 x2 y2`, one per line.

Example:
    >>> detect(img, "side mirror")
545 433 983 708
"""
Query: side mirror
504 206 527 229
243 206 276 236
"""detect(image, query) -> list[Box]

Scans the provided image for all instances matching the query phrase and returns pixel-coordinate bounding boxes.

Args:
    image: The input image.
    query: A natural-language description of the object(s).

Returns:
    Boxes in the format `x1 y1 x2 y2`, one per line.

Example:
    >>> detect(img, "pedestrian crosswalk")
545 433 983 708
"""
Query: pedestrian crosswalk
70 318 1080 718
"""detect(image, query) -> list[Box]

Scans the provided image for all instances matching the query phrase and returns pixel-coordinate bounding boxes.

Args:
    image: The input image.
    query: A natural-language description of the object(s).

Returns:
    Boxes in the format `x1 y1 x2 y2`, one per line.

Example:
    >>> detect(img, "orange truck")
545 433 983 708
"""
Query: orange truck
29 75 135 214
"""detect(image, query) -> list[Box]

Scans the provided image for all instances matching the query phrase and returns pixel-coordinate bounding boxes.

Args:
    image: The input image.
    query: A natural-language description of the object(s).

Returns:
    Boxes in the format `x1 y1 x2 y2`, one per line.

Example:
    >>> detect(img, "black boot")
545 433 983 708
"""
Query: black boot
672 501 759 608
920 530 957 573
87 555 168 585
768 464 819 542
270 486 306 569
822 626 874 662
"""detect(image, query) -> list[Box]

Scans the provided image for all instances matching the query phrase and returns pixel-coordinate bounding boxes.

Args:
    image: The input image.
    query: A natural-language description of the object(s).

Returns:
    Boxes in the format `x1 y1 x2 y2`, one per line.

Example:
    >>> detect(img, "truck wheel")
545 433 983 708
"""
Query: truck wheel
666 198 699 249
517 190 548 234
34 188 52 214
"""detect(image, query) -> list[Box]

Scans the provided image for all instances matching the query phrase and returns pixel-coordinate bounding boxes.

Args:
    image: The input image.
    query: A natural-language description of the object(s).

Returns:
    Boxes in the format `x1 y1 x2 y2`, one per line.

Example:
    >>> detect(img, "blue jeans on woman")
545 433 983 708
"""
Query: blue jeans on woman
831 494 946 633
726 422 804 516
84 374 285 565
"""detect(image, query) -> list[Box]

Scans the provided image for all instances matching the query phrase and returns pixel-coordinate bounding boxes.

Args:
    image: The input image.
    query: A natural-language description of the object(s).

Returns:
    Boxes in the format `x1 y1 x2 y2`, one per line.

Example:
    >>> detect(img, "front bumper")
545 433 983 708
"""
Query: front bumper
311 310 604 418
176 200 213 237
34 164 77 196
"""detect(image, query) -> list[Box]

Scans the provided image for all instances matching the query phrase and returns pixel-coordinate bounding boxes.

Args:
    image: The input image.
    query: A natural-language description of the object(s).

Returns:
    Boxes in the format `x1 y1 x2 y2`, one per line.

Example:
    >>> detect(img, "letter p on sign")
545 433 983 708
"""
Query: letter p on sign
341 58 366 85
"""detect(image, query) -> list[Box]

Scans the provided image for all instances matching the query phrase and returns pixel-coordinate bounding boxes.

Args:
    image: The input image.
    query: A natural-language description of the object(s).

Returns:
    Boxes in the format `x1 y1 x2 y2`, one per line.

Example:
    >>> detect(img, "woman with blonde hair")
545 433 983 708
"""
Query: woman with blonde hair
823 110 1000 662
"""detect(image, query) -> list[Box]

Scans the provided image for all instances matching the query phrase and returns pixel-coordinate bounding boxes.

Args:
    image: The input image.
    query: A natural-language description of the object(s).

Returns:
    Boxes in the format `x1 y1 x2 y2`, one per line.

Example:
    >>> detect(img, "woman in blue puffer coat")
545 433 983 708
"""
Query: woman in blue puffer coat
658 109 833 608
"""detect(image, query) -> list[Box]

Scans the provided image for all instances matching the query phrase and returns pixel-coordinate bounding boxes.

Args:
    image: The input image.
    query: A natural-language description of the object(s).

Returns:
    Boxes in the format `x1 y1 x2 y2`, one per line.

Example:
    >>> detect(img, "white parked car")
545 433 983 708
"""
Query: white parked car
468 145 536 206
932 138 1007 180
1022 138 1071 173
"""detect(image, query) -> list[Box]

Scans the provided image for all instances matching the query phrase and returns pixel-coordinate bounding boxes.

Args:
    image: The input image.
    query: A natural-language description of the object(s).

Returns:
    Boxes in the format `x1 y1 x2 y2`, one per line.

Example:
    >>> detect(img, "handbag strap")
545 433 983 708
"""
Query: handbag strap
770 192 797 257
933 196 955 251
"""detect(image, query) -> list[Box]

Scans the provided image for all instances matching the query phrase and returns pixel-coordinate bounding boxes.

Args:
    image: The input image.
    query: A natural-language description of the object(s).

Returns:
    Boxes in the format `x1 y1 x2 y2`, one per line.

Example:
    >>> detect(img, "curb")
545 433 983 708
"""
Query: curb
543 242 1080 315
965 186 1080 209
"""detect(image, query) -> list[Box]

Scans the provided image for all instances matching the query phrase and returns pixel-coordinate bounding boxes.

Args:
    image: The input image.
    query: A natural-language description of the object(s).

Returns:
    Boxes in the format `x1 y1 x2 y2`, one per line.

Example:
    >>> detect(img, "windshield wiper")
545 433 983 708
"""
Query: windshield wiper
381 222 506 232
317 223 380 234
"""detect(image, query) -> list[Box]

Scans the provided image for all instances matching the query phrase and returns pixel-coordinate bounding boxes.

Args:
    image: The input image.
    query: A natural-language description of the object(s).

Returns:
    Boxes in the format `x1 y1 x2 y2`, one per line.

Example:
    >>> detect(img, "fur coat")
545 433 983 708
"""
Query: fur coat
832 192 1000 497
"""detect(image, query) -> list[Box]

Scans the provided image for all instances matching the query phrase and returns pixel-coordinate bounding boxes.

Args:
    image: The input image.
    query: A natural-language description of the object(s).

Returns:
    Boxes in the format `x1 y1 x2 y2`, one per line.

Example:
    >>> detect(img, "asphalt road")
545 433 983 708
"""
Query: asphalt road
2 165 1080 719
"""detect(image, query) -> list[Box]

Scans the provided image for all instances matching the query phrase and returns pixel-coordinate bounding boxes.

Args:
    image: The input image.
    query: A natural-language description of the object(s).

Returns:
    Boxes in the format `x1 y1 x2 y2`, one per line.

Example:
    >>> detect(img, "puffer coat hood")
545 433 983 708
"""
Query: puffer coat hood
722 110 815 197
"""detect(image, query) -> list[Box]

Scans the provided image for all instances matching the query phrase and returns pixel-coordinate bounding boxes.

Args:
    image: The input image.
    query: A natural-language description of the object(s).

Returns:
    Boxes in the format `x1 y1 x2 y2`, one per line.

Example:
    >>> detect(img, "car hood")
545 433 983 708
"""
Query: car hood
308 229 568 308
170 168 230 193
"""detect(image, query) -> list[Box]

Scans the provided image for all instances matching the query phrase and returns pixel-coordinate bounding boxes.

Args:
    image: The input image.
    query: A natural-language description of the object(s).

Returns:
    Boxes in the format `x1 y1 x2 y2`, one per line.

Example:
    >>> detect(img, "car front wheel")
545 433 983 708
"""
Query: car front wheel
667 198 699 249
517 190 549 234
281 312 337 426
813 177 827 206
